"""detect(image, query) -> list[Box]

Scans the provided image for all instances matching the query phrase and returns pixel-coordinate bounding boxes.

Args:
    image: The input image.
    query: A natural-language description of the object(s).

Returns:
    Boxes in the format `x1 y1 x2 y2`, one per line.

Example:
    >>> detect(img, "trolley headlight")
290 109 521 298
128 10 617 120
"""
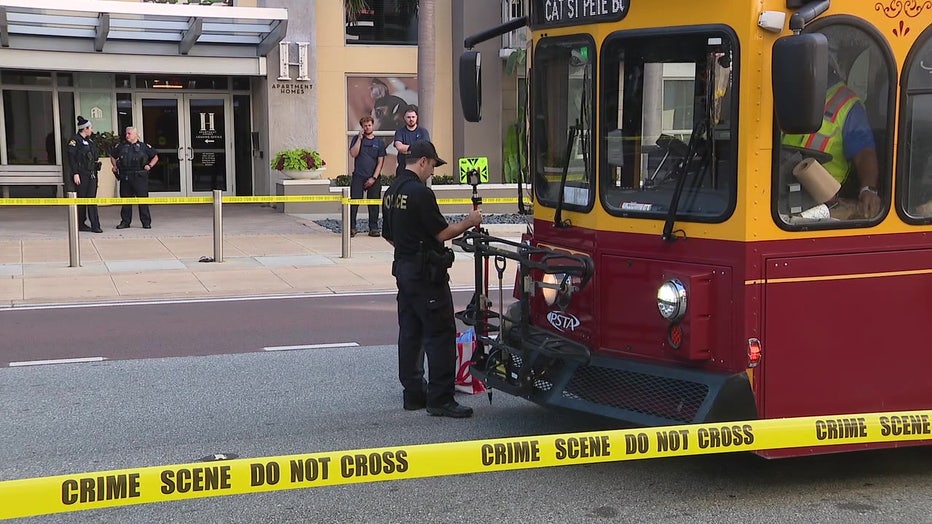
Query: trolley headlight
657 279 687 322
541 273 574 308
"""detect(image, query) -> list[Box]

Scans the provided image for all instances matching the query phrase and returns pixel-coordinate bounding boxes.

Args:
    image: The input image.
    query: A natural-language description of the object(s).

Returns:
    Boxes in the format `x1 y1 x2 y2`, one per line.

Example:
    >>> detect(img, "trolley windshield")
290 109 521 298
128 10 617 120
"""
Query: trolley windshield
599 28 738 222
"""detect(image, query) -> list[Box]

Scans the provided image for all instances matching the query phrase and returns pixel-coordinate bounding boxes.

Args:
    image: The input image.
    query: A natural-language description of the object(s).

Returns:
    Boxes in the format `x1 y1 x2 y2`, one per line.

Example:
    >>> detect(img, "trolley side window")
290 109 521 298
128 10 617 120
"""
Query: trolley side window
899 28 932 223
774 21 894 229
599 28 737 222
532 36 596 210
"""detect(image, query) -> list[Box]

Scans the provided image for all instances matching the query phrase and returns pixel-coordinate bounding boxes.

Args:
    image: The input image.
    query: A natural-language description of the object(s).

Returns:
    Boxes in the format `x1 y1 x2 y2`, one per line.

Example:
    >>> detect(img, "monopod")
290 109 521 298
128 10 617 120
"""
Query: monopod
465 168 493 404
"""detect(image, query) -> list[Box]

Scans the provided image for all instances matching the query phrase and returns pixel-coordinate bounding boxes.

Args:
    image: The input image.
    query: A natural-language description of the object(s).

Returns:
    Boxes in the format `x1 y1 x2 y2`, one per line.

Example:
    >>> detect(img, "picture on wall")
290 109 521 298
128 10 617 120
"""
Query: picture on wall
346 75 418 177
346 76 418 133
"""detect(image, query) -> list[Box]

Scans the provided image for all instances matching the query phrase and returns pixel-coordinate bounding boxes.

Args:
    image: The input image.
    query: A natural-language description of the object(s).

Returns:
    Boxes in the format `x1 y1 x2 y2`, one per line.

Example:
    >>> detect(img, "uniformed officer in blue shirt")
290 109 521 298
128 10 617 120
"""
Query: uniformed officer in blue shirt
382 140 482 418
111 127 158 229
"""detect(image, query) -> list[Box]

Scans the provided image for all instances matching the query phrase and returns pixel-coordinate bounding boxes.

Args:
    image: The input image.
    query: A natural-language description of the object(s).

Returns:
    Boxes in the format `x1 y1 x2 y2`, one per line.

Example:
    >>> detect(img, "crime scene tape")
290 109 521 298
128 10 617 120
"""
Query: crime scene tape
0 197 213 206
346 198 386 205
1 410 931 519
223 195 342 204
343 197 519 205
0 196 517 207
435 197 519 205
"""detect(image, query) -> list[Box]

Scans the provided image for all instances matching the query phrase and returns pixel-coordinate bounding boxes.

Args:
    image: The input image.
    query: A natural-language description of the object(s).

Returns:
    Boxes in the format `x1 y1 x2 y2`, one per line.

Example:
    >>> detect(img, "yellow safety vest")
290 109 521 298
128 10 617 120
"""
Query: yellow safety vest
782 82 860 185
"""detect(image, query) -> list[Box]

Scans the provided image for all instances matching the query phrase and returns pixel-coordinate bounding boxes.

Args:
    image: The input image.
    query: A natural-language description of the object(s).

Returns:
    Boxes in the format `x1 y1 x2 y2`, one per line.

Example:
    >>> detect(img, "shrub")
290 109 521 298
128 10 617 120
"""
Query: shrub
89 131 121 158
270 148 326 171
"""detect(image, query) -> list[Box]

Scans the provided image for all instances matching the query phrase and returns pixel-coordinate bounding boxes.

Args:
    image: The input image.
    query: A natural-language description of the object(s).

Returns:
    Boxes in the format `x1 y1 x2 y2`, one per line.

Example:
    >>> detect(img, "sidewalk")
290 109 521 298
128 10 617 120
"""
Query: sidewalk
0 204 526 307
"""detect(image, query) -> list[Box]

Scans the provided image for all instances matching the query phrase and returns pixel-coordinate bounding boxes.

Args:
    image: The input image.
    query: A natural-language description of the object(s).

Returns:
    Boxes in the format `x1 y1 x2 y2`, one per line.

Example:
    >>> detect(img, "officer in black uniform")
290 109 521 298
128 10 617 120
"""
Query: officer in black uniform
382 140 482 418
66 116 102 233
111 126 158 229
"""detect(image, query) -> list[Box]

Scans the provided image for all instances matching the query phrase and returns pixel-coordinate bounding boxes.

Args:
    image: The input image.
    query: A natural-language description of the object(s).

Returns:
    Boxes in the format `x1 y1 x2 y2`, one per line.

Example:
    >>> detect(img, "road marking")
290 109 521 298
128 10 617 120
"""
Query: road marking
263 343 360 352
9 357 106 367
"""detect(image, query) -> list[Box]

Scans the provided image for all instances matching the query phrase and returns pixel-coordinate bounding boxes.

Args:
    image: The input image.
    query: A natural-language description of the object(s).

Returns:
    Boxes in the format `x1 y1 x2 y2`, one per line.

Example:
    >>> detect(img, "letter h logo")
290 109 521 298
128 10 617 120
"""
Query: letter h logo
278 41 310 82
199 113 216 133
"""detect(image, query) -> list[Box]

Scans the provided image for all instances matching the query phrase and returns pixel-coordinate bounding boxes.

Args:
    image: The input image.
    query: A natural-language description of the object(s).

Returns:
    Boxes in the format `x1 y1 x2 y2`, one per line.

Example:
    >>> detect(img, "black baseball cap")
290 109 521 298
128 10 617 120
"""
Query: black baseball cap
407 140 447 167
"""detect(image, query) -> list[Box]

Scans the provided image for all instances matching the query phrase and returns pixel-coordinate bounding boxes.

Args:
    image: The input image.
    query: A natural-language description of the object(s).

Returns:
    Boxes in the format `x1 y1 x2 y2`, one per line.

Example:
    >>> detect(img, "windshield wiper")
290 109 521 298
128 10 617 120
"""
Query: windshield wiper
661 120 707 241
553 123 578 228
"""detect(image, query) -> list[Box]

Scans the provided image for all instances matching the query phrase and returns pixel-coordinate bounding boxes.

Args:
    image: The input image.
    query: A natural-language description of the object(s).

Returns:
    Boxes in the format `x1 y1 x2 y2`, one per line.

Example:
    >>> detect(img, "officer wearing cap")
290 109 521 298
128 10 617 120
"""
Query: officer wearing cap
66 116 102 233
111 126 158 229
382 140 482 418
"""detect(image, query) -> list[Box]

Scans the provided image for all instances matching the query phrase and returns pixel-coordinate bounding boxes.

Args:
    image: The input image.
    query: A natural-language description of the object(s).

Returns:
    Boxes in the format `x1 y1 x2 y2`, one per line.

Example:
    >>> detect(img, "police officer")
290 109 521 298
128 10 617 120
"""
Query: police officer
382 140 481 418
111 126 158 229
66 116 102 233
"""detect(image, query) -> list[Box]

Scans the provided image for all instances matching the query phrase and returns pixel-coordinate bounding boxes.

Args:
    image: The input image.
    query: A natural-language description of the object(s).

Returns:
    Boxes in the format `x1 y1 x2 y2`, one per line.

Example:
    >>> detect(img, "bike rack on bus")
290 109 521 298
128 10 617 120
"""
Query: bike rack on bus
454 229 594 396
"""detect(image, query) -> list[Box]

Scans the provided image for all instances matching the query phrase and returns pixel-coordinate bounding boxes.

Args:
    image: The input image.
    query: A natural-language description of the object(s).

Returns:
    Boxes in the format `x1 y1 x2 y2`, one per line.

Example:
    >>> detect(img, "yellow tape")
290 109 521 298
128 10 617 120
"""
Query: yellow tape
223 195 342 204
478 197 521 204
0 198 68 206
0 196 516 207
347 198 519 206
0 196 343 206
0 197 213 206
2 410 931 519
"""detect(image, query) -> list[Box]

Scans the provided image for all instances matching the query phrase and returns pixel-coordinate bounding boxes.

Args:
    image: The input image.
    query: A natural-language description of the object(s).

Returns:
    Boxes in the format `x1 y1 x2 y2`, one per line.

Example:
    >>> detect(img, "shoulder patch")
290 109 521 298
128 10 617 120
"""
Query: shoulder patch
68 139 76 146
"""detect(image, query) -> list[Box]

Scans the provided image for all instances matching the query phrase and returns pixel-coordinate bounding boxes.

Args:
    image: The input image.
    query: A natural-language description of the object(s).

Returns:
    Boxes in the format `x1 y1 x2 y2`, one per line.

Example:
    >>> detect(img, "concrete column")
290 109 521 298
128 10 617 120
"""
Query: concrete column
257 0 319 195
452 0 506 183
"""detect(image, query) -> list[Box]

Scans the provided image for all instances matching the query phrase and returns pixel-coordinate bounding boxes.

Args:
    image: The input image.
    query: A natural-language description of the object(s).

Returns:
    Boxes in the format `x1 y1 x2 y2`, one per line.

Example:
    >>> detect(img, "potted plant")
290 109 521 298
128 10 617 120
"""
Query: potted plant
89 131 121 158
270 148 327 179
89 131 122 200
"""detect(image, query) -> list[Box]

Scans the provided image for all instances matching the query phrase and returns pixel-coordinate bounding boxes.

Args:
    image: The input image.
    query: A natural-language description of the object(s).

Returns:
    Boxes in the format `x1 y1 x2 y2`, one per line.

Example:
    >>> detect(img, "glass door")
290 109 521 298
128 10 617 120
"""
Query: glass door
139 95 182 193
186 95 231 194
138 94 232 196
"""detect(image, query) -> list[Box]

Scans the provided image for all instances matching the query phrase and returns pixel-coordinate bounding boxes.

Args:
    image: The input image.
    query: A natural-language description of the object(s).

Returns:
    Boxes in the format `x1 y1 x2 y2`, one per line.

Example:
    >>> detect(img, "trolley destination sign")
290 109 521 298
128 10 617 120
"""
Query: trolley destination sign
531 0 628 28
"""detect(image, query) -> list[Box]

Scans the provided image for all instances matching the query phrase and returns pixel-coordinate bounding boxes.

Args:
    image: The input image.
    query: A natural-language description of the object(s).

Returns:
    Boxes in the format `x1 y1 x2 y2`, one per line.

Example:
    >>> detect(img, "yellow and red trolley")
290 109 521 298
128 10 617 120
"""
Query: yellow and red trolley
456 0 932 457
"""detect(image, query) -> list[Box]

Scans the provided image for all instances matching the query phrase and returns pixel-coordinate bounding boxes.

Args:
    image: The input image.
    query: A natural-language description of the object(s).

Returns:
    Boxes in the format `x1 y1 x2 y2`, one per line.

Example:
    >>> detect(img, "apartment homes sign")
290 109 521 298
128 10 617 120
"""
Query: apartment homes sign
275 41 312 95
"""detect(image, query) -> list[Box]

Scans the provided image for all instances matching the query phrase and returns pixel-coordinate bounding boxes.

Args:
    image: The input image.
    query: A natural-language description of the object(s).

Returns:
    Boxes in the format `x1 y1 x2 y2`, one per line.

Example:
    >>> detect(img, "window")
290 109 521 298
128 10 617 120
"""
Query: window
2 71 52 87
135 75 229 90
502 0 527 50
3 90 55 165
346 0 418 45
58 92 75 168
142 1 233 4
116 93 133 138
532 37 595 210
899 27 932 222
115 75 131 89
662 77 695 140
346 75 418 177
774 21 893 228
600 29 737 221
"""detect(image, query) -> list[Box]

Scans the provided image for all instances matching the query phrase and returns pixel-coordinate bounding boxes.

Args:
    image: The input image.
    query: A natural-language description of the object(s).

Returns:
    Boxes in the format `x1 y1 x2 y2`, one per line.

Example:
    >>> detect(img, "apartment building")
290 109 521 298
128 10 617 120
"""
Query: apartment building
0 0 524 199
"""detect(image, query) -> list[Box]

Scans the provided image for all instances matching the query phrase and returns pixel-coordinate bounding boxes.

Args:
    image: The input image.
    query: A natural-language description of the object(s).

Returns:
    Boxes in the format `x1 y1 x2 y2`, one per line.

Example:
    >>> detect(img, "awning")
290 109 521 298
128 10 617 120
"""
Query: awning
0 0 288 67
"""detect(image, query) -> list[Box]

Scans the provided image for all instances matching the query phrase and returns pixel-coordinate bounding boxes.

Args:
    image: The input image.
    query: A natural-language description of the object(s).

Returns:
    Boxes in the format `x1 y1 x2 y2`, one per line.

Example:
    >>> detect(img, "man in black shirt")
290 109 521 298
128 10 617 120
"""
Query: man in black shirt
382 141 481 418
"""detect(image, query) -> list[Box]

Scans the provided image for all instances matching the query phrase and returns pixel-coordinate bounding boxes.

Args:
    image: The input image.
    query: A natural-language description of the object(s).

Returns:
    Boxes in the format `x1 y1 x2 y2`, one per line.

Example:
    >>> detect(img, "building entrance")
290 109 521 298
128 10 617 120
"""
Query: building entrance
137 94 232 196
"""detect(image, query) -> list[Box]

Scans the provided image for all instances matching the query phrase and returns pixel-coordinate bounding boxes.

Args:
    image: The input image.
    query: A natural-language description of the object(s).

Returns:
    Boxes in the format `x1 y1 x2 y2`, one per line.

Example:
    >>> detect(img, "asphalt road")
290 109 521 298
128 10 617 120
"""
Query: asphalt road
0 292 407 366
2 296 932 522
